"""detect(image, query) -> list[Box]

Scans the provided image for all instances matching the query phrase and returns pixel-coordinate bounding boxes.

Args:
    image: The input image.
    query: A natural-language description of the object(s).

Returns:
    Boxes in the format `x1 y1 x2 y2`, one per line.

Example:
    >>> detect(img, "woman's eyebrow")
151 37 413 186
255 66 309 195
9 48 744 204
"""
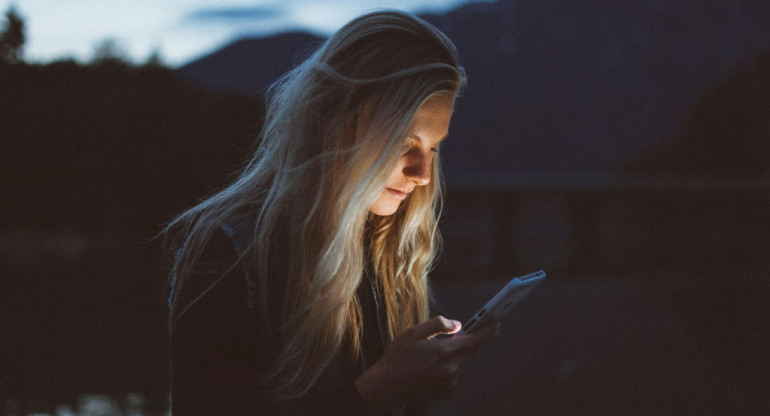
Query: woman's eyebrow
409 133 449 144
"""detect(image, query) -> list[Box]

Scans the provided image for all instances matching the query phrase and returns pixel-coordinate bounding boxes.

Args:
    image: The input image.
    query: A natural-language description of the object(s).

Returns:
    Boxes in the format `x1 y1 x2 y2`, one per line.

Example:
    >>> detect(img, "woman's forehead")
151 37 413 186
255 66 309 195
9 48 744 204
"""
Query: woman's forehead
408 95 454 142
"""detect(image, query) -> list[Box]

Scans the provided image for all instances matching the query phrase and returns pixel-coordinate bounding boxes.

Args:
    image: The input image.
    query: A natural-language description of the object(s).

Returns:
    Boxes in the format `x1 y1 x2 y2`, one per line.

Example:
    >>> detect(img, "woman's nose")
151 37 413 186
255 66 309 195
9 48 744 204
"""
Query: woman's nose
403 152 431 186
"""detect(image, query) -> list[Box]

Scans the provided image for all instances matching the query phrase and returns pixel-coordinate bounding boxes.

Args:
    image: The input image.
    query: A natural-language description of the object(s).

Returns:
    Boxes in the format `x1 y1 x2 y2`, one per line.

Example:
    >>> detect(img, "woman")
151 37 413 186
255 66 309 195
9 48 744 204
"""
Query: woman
166 10 498 415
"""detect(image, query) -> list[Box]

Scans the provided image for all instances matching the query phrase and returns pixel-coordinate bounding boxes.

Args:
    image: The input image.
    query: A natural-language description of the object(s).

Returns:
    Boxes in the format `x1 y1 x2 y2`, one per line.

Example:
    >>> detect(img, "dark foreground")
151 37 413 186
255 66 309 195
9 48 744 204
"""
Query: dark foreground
431 272 770 416
4 271 768 416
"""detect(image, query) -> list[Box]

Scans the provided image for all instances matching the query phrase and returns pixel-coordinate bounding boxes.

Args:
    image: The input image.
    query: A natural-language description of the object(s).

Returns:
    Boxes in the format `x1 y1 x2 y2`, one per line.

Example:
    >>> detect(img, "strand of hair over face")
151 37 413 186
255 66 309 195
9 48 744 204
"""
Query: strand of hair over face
312 61 465 86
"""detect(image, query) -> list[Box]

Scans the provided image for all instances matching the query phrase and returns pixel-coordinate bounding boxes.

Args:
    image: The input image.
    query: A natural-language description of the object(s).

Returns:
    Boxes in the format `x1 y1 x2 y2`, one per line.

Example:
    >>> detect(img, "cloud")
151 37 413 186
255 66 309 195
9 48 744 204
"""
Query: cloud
186 6 284 23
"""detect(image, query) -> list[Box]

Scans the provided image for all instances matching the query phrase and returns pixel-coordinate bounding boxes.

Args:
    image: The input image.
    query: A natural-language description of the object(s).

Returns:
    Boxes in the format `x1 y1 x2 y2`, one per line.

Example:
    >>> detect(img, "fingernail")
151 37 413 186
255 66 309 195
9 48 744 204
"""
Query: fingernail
451 320 462 329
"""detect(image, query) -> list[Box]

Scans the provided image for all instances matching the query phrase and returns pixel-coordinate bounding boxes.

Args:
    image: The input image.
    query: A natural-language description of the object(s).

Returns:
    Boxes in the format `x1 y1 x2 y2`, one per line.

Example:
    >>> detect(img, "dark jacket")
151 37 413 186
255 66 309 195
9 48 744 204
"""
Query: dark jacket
169 216 427 415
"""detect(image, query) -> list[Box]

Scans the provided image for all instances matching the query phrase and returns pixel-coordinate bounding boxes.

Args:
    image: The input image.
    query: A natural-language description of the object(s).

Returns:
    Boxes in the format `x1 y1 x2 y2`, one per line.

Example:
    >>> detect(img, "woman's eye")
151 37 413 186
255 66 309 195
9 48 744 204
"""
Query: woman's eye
430 147 438 153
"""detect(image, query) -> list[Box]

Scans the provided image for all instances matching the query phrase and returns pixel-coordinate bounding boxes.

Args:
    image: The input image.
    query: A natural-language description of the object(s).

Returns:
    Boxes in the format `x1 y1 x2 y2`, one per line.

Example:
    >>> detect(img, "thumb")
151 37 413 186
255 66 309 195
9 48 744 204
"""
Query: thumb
409 316 462 340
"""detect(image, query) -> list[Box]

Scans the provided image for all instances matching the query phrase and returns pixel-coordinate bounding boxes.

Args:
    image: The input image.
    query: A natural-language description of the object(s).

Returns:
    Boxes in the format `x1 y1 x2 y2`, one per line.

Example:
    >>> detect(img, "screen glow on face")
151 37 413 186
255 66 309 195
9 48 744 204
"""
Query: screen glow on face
369 95 454 216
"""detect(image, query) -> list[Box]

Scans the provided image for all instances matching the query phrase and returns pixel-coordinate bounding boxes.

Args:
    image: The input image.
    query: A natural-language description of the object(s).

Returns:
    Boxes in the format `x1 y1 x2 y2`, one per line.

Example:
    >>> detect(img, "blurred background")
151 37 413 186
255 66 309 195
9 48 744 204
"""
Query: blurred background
1 0 769 415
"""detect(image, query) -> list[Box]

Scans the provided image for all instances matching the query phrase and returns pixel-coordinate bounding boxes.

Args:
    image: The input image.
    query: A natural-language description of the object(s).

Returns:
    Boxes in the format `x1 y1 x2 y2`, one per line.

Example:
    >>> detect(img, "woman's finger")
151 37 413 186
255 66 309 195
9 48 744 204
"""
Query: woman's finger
407 315 461 340
441 321 498 357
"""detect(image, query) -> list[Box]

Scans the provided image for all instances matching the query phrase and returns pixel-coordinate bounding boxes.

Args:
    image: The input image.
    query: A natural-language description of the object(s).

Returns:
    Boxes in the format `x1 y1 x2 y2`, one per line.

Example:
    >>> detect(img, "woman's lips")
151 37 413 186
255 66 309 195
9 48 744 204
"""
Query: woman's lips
385 187 408 200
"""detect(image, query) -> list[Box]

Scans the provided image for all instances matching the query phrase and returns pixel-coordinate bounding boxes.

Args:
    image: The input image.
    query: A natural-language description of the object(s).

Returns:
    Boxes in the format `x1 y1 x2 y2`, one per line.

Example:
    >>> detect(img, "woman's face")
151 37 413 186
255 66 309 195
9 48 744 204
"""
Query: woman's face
369 94 455 216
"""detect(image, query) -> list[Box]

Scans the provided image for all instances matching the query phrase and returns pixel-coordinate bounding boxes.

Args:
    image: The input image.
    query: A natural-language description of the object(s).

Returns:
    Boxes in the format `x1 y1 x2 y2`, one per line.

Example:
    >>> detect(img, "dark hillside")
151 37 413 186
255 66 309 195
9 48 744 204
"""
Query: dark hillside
178 0 770 178
178 32 324 95
0 60 263 233
621 51 770 179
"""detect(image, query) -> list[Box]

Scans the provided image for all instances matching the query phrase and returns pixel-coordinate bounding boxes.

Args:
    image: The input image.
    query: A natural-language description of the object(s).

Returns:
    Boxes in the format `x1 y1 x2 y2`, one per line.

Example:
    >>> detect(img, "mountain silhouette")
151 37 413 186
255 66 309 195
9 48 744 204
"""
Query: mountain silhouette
178 0 770 180
179 32 324 95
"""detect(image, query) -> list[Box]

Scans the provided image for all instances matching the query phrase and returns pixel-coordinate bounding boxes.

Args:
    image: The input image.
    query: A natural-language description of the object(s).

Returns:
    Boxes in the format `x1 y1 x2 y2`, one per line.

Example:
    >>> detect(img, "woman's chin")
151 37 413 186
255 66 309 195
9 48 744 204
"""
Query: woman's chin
369 200 400 216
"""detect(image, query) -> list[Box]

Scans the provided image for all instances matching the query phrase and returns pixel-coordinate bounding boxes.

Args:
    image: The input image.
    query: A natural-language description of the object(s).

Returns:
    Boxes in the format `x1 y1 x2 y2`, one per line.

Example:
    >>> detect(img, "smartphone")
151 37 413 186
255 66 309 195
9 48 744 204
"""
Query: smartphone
457 270 545 335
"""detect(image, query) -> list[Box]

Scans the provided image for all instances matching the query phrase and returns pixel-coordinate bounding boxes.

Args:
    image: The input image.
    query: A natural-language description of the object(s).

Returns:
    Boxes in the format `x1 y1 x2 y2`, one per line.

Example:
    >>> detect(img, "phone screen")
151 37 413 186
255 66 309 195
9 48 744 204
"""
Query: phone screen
459 270 545 334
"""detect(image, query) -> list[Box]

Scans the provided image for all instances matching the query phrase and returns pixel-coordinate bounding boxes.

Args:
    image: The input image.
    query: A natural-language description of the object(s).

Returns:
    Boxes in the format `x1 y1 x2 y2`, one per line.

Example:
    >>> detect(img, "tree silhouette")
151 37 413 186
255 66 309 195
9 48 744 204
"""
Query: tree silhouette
92 38 131 65
0 5 25 64
0 56 264 234
144 48 164 67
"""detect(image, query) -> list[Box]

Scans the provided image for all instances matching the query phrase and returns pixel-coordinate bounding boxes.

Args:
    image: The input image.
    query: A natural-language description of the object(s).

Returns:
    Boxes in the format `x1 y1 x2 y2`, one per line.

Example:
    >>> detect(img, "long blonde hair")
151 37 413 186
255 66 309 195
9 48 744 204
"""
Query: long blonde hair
166 9 465 398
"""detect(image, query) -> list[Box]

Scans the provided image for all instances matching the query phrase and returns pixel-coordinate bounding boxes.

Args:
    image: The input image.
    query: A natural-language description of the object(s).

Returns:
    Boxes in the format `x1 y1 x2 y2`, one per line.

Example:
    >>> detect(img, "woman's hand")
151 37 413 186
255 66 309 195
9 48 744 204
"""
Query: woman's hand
354 315 498 415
